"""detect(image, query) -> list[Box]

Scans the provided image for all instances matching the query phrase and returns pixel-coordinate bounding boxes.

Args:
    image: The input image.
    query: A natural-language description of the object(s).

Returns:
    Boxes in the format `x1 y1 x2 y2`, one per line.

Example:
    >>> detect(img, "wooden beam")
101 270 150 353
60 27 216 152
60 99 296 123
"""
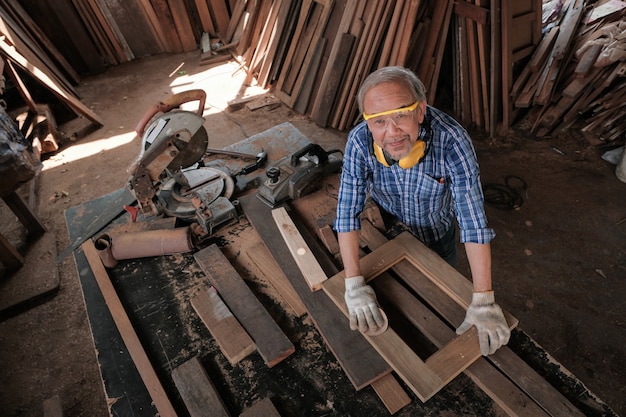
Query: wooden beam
81 240 177 417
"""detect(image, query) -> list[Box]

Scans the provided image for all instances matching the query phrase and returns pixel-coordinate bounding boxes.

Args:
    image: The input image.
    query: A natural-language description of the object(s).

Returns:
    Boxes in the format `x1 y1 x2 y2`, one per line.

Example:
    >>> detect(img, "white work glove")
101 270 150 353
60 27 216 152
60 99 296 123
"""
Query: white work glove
344 275 385 333
456 291 511 356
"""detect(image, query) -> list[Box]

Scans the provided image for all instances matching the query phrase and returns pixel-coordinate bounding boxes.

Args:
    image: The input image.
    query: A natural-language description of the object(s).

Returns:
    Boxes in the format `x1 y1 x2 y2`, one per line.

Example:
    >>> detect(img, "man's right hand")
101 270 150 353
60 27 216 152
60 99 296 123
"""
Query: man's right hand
344 275 386 333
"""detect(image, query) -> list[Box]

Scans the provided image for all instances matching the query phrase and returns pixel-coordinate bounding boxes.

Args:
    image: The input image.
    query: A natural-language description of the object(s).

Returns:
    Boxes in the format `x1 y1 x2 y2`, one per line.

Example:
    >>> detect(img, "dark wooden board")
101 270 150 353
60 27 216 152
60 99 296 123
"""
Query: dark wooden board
194 244 295 368
172 356 231 417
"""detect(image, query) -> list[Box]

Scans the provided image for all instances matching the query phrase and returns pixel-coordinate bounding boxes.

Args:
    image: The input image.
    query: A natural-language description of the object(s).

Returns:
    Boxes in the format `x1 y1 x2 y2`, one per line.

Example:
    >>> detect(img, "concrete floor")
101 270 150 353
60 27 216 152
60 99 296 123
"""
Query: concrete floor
0 51 624 416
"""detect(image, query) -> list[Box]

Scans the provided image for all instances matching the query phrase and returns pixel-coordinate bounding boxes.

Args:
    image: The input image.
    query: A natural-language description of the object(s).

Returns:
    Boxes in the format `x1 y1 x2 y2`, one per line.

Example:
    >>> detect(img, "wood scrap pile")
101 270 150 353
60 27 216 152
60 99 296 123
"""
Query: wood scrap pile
0 0 103 154
511 0 626 142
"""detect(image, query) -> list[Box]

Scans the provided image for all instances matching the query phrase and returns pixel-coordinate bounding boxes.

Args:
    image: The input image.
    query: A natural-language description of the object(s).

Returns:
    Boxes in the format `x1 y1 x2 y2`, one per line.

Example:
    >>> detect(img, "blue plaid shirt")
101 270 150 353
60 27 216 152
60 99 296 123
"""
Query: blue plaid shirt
334 106 495 245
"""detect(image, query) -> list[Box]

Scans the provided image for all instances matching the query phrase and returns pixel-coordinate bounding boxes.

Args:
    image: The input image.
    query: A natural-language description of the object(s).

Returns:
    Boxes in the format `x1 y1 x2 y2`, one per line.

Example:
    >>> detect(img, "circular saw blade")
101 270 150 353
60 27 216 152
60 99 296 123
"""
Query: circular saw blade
168 125 208 170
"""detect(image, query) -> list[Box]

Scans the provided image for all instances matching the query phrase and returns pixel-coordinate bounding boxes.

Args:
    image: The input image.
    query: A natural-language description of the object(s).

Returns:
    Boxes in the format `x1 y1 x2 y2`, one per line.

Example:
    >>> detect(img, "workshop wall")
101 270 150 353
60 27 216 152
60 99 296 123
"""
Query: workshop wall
1 0 625 145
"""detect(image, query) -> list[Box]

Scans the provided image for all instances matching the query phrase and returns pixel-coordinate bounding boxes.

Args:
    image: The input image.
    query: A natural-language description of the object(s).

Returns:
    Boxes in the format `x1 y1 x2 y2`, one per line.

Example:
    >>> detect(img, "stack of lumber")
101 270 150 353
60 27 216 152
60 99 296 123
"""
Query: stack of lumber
0 1 103 153
510 0 626 142
235 0 505 134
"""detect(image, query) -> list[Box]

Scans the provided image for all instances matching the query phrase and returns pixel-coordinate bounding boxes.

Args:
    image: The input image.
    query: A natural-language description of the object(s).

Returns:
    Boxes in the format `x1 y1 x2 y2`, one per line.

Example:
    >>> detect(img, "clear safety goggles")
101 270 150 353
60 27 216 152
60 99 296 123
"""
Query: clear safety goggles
363 101 420 131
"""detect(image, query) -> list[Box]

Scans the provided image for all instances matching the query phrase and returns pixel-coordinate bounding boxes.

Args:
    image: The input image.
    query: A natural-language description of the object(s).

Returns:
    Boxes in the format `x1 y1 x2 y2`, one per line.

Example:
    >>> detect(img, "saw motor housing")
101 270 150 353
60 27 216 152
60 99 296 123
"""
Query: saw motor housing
128 90 241 242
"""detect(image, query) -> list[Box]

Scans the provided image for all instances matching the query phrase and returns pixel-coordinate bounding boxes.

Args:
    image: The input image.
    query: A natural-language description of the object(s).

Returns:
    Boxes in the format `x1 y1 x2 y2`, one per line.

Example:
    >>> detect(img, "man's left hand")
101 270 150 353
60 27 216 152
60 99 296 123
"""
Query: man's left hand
456 290 510 355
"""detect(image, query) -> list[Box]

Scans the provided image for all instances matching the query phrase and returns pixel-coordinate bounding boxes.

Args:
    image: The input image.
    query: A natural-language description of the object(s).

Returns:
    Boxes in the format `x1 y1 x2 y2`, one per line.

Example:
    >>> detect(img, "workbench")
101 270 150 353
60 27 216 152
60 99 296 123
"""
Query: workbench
65 123 617 417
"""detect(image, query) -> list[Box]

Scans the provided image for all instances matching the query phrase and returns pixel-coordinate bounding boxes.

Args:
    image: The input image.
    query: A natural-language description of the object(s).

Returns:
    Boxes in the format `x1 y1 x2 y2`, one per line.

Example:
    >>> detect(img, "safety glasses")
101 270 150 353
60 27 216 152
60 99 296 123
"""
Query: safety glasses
363 101 420 131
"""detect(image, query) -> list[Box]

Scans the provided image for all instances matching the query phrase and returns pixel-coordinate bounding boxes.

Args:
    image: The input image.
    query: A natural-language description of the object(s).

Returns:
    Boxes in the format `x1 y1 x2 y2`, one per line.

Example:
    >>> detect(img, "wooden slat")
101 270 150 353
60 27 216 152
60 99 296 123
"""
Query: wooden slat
370 374 411 414
3 0 81 83
240 195 392 390
310 32 355 127
338 0 395 130
208 0 232 36
239 397 281 417
275 0 333 107
171 356 231 417
168 0 198 51
271 206 328 292
225 0 247 43
194 0 217 36
194 244 295 368
191 286 256 365
135 0 169 52
246 241 308 317
81 240 177 417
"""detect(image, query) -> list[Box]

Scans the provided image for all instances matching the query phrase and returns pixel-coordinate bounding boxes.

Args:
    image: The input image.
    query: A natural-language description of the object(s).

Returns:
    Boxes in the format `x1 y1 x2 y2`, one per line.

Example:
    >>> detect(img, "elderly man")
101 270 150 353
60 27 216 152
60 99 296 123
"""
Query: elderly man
334 66 510 355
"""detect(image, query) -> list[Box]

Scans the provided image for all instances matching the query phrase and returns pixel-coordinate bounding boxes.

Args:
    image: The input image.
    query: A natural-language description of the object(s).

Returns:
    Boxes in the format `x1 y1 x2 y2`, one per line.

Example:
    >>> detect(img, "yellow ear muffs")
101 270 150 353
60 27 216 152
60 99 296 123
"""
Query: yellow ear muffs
373 140 427 169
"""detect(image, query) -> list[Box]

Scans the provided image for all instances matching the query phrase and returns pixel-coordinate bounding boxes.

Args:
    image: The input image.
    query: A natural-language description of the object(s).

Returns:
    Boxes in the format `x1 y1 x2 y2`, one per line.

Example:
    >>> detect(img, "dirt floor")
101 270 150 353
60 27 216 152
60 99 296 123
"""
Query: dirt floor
0 51 624 417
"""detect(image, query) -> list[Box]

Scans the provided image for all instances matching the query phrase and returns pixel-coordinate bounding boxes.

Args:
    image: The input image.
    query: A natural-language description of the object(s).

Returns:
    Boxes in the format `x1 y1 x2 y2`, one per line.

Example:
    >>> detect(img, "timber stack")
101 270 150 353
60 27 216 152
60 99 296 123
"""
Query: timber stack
0 0 625 145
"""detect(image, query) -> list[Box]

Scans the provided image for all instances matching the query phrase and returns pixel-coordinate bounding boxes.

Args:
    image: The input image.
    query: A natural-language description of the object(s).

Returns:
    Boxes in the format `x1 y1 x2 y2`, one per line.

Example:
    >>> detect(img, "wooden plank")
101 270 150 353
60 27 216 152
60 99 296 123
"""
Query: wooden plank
193 244 295 367
246 242 308 317
94 0 135 60
171 356 231 417
331 1 370 128
240 195 392 390
257 0 291 87
310 32 355 127
427 0 454 103
81 240 177 417
239 397 281 417
276 0 334 107
135 0 169 52
244 0 283 85
191 286 256 364
454 0 488 24
466 11 482 127
225 0 247 43
309 0 357 125
271 206 328 291
0 38 103 126
3 0 81 83
338 0 395 130
208 0 232 36
370 374 411 414
168 0 198 51
395 0 421 66
293 36 326 114
194 0 217 35
474 0 490 129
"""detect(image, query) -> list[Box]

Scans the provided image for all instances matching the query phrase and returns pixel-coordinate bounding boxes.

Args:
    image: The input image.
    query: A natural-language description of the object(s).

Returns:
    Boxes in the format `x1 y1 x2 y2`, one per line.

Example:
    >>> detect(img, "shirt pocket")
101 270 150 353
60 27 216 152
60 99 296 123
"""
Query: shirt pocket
412 174 448 215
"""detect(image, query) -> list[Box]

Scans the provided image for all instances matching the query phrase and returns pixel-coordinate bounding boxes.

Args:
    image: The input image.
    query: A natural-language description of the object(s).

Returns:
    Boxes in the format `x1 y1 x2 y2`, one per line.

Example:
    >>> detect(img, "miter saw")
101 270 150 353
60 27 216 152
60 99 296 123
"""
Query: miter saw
127 89 245 242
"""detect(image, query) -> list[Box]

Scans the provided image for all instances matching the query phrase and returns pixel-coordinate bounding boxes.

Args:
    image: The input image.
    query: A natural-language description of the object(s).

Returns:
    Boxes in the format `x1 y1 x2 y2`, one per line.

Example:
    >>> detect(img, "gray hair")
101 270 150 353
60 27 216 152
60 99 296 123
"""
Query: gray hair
357 66 427 114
